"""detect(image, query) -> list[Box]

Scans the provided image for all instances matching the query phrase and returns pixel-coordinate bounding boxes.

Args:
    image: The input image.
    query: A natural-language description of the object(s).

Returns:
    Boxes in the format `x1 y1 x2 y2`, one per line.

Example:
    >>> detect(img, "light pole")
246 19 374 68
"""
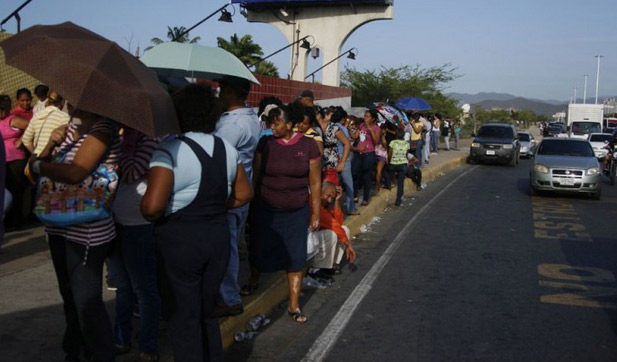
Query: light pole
171 4 234 42
250 35 312 69
0 0 32 33
594 55 603 104
573 87 577 104
583 74 588 104
305 48 357 83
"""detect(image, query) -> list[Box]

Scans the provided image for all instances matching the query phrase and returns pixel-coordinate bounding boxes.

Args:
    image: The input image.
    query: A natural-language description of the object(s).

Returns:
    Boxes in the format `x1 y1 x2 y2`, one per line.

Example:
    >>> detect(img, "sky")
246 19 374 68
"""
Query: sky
3 0 617 102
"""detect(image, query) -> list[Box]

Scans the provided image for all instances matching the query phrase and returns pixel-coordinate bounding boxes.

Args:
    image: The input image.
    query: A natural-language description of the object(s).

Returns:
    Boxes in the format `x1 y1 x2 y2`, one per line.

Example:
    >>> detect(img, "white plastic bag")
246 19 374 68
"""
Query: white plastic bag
306 228 319 260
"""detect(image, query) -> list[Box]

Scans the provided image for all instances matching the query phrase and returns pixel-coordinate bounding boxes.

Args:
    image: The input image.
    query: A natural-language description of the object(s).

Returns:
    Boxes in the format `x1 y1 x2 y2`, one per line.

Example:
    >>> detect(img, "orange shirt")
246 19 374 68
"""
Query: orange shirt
319 203 349 245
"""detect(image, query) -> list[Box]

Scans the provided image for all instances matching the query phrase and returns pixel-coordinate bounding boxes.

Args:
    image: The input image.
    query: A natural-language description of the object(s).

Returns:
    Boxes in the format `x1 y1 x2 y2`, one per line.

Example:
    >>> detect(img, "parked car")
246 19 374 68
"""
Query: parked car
587 133 613 160
529 138 602 200
517 132 537 158
468 123 520 166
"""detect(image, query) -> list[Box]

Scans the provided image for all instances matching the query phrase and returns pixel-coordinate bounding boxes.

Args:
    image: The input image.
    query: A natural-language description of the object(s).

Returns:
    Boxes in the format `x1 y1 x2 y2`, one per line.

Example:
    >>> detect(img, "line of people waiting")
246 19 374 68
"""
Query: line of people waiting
1 81 459 362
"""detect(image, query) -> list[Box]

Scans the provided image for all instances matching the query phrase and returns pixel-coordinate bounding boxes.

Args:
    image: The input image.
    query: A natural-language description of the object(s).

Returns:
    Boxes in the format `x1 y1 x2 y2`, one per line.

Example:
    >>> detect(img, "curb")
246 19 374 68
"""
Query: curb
218 153 469 350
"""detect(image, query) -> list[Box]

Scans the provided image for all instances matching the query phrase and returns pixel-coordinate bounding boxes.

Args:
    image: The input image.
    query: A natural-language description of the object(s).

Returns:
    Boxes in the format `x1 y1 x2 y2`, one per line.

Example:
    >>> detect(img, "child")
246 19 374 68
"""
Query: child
387 129 410 206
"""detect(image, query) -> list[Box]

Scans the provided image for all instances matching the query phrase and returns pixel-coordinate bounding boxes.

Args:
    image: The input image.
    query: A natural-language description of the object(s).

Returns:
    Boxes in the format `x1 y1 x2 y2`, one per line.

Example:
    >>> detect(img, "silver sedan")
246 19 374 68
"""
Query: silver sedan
530 138 602 200
518 131 537 158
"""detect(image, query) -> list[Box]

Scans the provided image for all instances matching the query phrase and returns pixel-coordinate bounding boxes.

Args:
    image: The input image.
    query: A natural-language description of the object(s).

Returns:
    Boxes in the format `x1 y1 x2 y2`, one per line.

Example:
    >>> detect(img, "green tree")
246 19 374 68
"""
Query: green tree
218 34 261 65
516 109 536 128
144 26 201 52
217 34 279 77
217 33 279 76
255 60 279 78
340 64 461 117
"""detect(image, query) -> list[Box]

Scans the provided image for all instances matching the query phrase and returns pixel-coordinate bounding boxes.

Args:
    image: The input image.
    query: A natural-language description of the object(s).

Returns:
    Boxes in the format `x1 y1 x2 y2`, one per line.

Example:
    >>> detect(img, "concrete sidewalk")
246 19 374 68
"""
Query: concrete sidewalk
0 139 470 361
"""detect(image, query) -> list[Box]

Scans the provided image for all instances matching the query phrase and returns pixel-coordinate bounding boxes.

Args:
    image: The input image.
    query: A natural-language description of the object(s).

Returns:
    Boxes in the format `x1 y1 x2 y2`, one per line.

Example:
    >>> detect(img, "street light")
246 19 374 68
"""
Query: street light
583 74 589 104
171 4 234 42
250 35 313 68
594 55 603 105
1 0 32 33
305 48 357 82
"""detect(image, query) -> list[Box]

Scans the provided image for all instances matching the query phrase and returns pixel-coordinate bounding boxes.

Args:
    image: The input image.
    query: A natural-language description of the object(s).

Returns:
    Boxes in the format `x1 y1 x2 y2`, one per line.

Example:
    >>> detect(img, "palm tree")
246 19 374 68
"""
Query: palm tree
144 26 201 52
256 60 279 78
217 34 264 68
217 33 280 77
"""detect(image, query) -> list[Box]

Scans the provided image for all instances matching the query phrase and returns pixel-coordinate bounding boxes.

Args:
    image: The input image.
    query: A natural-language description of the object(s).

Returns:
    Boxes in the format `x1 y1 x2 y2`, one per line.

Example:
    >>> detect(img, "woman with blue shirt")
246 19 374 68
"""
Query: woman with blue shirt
141 84 253 362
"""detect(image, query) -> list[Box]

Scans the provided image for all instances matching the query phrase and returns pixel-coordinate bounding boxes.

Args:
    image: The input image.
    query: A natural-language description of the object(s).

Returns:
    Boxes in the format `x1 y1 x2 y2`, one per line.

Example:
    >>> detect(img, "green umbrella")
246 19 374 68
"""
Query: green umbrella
140 42 260 85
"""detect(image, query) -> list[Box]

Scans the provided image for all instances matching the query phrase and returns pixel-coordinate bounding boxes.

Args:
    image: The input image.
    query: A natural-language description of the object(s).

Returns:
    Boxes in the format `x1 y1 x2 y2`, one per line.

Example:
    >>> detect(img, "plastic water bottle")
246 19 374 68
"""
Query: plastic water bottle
234 331 258 342
247 313 270 331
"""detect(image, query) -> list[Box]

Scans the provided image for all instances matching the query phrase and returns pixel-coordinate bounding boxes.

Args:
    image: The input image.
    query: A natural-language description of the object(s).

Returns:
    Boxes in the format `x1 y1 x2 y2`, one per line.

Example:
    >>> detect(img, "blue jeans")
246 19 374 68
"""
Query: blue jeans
110 223 161 354
414 139 424 166
219 206 249 306
48 235 114 362
339 157 356 214
387 163 408 205
431 130 440 152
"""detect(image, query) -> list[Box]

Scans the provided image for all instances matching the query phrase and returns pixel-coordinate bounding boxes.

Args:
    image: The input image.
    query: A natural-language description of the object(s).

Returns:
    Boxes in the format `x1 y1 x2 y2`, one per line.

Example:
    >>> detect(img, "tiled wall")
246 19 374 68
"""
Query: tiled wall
246 74 352 107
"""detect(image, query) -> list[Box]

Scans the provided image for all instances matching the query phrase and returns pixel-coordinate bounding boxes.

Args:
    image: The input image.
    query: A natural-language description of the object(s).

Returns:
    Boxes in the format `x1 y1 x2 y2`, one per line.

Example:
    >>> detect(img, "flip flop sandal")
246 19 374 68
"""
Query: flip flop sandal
288 308 308 324
240 283 259 296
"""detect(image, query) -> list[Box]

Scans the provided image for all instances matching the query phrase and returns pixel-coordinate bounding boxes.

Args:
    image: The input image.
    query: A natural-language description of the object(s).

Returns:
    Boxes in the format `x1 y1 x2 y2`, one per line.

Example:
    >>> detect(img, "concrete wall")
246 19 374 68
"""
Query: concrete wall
245 4 393 86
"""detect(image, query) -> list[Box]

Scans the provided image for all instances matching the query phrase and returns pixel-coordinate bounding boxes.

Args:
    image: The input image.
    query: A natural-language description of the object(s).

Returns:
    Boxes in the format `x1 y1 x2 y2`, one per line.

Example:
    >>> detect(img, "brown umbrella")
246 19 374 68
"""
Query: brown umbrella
0 21 179 137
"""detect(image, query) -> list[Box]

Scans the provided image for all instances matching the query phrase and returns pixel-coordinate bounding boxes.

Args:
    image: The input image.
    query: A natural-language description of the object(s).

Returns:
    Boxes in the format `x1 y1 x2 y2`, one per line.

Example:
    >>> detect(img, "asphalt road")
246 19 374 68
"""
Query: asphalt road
227 158 617 362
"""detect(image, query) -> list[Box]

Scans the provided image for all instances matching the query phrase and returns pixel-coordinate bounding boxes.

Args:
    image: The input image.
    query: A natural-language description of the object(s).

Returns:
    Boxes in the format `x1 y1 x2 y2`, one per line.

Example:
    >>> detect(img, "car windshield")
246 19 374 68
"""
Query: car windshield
478 126 513 138
518 133 530 141
589 134 612 143
537 140 594 157
571 122 602 135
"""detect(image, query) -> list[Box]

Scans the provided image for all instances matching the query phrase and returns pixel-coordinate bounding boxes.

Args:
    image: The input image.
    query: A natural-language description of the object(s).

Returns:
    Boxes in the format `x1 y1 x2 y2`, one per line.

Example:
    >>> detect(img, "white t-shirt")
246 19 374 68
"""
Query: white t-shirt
149 132 240 216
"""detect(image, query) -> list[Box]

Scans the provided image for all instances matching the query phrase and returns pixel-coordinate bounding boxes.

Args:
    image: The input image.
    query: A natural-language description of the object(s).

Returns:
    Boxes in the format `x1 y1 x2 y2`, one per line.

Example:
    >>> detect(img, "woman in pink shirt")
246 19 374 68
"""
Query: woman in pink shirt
11 88 34 121
0 95 30 230
353 109 381 206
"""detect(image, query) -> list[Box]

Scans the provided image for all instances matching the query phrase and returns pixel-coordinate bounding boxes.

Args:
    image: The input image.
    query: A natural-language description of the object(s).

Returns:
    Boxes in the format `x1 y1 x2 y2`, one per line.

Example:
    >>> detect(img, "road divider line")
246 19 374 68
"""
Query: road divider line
301 166 478 362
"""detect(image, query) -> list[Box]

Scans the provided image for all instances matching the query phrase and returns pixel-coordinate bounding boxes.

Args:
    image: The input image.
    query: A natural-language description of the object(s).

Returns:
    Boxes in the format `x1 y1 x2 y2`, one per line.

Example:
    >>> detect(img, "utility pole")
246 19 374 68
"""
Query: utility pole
595 55 604 104
583 74 588 104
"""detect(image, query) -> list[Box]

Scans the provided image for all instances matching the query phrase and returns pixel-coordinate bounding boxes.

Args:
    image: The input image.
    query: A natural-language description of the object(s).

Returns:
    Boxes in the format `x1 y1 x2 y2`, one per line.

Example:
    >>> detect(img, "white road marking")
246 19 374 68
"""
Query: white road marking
302 166 478 362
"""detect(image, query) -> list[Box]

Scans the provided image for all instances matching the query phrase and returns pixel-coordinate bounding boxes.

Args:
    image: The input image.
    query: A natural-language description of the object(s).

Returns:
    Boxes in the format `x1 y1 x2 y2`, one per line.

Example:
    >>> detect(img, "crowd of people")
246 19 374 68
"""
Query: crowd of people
0 81 461 362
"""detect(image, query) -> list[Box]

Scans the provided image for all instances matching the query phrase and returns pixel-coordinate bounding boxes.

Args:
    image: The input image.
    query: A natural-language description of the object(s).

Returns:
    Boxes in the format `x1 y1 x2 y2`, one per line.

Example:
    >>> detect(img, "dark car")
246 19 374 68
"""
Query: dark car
547 123 567 137
468 123 520 166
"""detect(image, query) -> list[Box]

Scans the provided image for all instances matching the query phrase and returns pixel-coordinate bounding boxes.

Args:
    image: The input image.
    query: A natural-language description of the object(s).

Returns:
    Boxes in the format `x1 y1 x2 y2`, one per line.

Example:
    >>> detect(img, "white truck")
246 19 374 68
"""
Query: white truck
566 104 604 139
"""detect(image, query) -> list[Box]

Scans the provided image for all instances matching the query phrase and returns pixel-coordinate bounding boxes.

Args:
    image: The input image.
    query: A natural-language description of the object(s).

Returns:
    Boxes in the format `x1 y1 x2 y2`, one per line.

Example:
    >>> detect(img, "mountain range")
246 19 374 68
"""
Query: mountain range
446 92 613 115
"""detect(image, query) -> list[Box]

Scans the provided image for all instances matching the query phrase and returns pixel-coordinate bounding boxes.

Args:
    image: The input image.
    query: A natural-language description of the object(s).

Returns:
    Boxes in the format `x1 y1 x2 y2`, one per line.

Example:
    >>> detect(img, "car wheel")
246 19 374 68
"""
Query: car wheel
467 156 476 164
591 188 602 200
529 184 538 196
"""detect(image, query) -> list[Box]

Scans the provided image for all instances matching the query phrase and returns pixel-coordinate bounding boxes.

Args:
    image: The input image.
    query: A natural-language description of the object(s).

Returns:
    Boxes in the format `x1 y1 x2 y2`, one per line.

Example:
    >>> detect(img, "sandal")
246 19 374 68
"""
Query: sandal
130 352 159 362
240 282 259 296
288 308 308 324
360 200 369 206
